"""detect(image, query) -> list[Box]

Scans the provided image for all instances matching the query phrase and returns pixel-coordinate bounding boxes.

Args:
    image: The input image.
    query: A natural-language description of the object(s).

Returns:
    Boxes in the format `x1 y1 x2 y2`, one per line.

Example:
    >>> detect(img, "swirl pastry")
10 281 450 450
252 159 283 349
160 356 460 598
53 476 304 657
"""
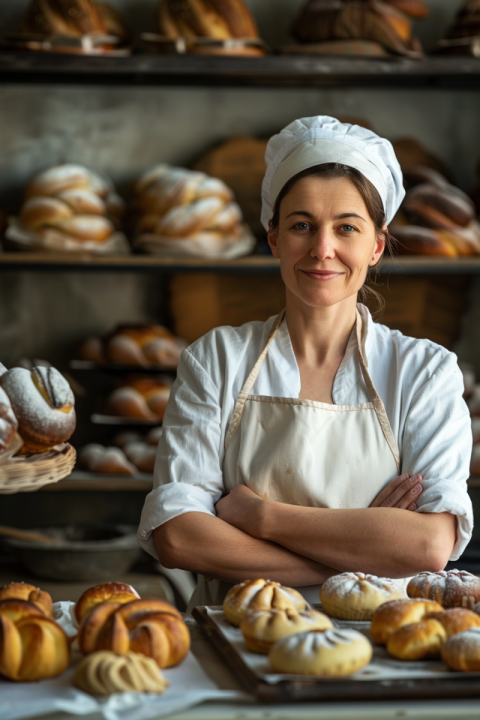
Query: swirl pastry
319 572 407 620
408 569 480 609
269 628 372 677
73 651 169 695
371 598 444 644
75 582 140 623
223 579 306 627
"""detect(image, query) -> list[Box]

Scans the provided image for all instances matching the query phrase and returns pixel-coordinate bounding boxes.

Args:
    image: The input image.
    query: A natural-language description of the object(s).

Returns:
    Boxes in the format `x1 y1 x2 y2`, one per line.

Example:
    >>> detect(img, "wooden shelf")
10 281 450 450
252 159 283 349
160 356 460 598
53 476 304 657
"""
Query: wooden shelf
2 251 480 275
40 471 153 492
1 51 480 88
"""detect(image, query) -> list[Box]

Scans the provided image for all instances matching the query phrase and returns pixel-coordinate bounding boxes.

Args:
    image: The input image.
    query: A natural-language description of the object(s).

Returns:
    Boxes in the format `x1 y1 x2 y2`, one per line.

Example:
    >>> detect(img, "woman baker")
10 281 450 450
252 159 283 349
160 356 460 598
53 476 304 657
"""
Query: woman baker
138 116 473 610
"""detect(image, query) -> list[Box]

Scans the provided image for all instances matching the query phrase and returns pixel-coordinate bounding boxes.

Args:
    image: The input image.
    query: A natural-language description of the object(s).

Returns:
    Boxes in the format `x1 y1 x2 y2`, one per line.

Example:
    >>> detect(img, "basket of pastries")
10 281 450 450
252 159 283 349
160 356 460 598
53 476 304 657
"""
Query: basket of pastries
5 164 129 254
4 0 132 55
391 166 480 256
0 362 76 493
285 0 427 57
79 427 162 476
132 164 255 258
76 323 186 369
142 0 267 56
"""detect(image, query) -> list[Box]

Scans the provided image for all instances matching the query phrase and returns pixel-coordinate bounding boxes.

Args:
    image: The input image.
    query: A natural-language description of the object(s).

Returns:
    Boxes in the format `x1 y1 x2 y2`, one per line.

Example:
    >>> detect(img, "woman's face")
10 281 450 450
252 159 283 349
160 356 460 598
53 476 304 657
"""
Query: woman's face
268 175 386 310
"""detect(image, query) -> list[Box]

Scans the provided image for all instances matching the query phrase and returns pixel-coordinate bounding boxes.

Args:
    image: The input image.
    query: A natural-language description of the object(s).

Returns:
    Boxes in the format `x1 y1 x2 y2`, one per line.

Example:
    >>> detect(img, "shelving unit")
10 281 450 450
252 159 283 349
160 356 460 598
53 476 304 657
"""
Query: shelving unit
39 472 152 492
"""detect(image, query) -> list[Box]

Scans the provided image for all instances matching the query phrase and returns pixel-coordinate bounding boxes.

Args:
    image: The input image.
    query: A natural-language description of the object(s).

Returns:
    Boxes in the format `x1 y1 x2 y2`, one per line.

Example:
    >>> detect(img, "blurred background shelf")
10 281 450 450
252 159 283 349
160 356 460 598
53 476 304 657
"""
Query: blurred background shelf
3 252 480 275
2 52 480 88
39 471 153 492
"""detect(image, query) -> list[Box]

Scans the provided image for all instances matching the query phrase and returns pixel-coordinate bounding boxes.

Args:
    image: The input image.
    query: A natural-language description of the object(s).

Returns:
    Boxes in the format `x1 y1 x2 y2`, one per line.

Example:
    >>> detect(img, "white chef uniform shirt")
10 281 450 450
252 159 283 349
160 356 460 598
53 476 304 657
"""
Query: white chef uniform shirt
137 304 473 562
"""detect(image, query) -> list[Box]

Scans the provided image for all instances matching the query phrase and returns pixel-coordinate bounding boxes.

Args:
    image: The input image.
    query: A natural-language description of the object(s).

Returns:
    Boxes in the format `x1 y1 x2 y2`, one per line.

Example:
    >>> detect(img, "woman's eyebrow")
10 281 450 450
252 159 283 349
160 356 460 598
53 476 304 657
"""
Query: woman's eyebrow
334 212 366 221
285 210 314 219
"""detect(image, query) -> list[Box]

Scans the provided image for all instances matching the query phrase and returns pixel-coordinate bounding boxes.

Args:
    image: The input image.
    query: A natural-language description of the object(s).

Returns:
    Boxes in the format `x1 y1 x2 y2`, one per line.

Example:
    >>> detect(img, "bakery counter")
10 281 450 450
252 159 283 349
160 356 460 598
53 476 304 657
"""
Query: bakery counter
4 252 480 275
2 52 480 88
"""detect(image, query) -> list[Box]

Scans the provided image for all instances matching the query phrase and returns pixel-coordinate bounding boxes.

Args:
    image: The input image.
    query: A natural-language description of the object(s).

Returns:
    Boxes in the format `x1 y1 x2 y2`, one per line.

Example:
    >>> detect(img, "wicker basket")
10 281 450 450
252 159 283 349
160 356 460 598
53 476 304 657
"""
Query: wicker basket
0 443 76 494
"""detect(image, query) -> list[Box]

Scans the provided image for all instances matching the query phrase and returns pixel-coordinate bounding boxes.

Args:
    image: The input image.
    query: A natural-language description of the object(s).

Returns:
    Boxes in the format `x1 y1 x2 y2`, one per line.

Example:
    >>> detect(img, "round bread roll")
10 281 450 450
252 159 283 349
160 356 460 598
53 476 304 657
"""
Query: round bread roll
1 366 76 454
387 618 447 661
75 582 140 623
0 582 53 617
269 628 372 677
240 608 333 654
73 650 169 695
223 579 306 627
0 386 18 454
370 598 444 644
425 608 480 637
441 628 480 671
408 570 480 609
319 572 407 621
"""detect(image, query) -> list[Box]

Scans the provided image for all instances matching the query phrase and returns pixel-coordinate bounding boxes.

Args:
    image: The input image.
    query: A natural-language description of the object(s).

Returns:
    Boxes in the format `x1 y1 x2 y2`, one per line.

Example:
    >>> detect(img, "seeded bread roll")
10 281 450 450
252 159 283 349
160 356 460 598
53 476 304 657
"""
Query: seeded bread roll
269 628 372 677
1 366 75 454
319 572 407 621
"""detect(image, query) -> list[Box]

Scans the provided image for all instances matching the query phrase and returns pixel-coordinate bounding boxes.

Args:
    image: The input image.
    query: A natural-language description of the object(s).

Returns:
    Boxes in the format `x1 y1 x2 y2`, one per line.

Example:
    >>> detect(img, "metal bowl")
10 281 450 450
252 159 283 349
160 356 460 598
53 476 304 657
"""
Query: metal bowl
5 524 140 581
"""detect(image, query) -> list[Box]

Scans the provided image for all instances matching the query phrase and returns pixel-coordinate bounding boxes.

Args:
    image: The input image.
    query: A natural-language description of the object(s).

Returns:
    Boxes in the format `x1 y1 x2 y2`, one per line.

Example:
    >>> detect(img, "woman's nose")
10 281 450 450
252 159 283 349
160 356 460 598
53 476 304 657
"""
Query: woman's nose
310 229 336 260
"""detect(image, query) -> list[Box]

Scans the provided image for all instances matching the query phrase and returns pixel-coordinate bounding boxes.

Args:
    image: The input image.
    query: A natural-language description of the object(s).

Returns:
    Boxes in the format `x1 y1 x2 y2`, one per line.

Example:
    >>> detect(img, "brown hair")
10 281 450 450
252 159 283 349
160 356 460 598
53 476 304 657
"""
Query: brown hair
270 163 396 317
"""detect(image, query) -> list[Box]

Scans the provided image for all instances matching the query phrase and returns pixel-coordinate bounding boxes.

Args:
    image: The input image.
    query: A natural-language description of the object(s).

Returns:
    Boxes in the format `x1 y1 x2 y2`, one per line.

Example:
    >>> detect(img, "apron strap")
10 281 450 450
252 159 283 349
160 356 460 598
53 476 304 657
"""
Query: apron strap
356 310 401 472
224 310 285 451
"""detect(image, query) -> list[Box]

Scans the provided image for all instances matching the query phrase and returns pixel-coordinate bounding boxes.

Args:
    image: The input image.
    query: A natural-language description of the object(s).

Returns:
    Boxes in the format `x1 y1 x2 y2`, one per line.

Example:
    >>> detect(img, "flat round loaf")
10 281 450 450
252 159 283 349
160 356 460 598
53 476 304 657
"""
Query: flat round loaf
269 628 372 677
408 570 480 609
387 619 447 661
240 608 332 654
425 608 480 637
1 366 76 454
75 582 140 623
441 628 480 671
371 598 444 644
73 650 169 695
319 572 407 620
223 579 306 627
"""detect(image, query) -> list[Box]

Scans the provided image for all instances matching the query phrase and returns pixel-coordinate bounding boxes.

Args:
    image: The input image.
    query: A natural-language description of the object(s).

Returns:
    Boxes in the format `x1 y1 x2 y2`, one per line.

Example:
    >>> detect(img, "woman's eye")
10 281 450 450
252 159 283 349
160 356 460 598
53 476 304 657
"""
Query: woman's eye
340 224 356 232
293 222 309 231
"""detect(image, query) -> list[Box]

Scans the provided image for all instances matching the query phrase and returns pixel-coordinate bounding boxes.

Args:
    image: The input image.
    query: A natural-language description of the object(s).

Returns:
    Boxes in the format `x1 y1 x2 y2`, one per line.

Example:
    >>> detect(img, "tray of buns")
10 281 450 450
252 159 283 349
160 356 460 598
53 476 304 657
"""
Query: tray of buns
193 573 480 701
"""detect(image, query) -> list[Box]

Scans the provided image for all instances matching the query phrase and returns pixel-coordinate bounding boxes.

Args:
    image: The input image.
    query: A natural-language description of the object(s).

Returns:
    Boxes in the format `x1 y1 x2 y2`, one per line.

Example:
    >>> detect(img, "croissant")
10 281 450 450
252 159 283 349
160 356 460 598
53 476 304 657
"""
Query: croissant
78 598 190 668
0 599 70 681
0 582 53 617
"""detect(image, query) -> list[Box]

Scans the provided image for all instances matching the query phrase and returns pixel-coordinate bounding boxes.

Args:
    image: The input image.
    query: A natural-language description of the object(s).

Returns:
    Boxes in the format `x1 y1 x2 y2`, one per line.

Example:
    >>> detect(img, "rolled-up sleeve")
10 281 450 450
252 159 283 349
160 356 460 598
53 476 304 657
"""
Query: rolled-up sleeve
137 348 224 558
401 353 473 561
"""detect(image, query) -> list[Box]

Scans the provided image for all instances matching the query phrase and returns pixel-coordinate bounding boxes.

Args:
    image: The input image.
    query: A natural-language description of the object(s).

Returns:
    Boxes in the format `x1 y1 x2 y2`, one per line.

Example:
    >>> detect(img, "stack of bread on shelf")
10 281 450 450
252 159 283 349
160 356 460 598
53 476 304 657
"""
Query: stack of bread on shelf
79 426 162 475
155 0 265 55
392 166 480 256
104 376 172 422
78 323 185 368
289 0 428 56
22 0 131 52
0 362 76 458
6 164 128 254
132 164 255 258
219 569 480 676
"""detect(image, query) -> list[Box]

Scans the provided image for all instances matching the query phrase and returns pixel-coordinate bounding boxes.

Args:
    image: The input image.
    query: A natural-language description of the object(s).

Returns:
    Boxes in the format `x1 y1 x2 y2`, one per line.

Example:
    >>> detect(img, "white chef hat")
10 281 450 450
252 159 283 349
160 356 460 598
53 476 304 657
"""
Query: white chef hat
261 116 404 230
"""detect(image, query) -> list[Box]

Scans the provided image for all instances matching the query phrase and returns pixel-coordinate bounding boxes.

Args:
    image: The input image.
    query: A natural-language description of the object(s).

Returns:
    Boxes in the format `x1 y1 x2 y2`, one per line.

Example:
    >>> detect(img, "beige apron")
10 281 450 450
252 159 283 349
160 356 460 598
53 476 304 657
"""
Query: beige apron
187 310 400 612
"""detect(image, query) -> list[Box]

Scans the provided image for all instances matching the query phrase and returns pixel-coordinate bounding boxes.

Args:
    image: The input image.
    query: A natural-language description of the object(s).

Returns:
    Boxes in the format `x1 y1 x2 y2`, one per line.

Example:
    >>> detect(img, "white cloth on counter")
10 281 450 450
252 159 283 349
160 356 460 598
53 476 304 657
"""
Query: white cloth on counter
138 303 473 562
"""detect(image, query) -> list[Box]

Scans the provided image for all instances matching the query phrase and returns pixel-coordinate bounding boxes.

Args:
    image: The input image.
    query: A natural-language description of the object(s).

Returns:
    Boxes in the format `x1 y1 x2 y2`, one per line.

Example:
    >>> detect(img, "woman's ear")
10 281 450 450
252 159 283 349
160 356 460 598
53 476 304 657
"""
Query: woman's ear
369 225 387 267
267 220 281 259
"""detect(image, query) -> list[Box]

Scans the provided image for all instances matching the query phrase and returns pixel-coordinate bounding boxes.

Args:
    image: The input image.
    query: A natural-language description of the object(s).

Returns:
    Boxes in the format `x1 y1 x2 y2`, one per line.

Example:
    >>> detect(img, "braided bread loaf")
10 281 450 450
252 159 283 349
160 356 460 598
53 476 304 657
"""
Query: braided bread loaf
0 599 70 681
76 584 190 669
16 164 125 252
133 165 253 257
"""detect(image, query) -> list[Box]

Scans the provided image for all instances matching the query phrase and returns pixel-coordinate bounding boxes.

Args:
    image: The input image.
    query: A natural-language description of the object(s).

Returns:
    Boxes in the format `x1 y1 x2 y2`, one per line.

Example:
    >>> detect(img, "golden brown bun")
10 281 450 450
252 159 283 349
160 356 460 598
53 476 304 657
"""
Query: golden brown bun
1 366 76 454
403 183 475 229
20 197 73 230
73 650 169 695
77 336 105 364
57 189 106 216
78 598 190 668
104 325 183 368
0 386 18 454
79 444 137 475
157 0 259 40
223 579 306 627
371 598 444 644
425 608 480 637
106 378 171 421
441 628 480 671
0 599 69 681
0 582 53 617
25 164 111 201
269 628 372 677
408 570 480 609
393 226 458 257
24 0 107 36
319 572 407 621
387 618 447 660
240 608 332 654
75 582 140 623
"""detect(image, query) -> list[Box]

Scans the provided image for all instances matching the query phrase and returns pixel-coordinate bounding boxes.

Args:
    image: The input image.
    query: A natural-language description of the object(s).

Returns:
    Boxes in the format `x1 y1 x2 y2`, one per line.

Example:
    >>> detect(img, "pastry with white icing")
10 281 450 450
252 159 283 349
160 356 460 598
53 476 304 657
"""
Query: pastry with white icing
408 570 480 609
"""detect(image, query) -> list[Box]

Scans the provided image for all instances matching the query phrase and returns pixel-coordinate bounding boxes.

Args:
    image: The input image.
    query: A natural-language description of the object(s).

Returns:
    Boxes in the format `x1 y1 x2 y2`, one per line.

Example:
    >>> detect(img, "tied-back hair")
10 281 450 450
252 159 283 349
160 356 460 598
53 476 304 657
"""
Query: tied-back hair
270 163 397 319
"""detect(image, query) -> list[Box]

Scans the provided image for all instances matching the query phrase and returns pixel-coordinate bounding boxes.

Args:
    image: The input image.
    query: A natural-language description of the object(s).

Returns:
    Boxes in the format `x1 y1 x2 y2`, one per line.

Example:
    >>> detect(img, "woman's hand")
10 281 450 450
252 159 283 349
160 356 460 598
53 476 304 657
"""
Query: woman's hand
215 484 265 537
370 473 423 510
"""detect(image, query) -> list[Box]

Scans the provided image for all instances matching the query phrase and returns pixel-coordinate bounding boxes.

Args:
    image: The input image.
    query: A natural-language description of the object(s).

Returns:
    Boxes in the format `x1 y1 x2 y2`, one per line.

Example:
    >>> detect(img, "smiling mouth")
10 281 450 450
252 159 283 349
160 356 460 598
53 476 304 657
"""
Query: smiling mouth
300 270 344 280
